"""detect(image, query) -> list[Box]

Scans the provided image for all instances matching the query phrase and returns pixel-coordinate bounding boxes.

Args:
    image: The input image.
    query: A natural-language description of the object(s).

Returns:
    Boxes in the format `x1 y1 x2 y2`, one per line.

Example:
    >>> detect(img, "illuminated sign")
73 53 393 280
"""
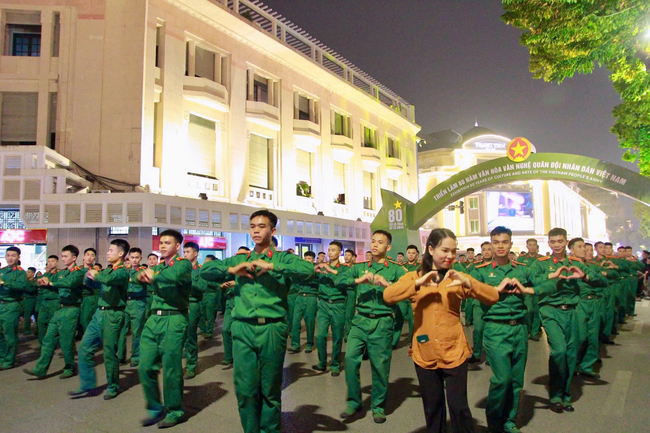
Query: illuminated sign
507 137 533 162
467 141 507 151
0 229 47 244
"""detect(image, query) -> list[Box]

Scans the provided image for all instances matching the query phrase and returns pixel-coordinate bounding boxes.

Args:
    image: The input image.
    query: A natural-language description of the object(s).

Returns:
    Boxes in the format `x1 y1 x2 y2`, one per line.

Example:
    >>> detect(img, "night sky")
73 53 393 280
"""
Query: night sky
263 0 638 219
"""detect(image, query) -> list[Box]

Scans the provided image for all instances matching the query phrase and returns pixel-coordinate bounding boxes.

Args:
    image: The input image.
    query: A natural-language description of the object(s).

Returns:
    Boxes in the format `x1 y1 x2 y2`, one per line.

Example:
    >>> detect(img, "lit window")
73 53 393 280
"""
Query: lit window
469 197 479 210
470 220 480 234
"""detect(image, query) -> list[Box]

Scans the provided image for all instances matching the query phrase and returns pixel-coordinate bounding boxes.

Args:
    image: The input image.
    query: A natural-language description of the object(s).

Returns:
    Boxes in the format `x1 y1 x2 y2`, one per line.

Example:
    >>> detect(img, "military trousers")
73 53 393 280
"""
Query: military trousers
118 298 147 364
232 318 288 433
37 299 59 345
78 308 125 393
22 296 37 335
290 295 317 350
625 278 637 315
483 320 528 431
222 297 235 364
471 305 486 358
0 301 22 368
602 286 617 338
344 314 393 415
287 292 297 339
184 301 201 374
139 313 188 422
33 306 80 376
144 294 153 320
539 305 578 404
344 290 356 339
576 298 602 374
391 299 414 349
199 291 217 338
315 300 346 372
525 295 542 338
79 294 99 335
465 298 474 326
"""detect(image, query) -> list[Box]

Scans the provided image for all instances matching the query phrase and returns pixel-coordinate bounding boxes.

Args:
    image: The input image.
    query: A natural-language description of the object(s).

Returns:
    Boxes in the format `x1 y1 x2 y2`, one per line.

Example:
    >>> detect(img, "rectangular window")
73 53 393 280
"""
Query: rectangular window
333 161 346 204
195 46 215 81
187 114 217 179
363 126 376 149
388 179 398 193
332 111 351 138
52 12 60 57
298 95 310 121
363 171 376 210
470 219 480 234
1 92 38 145
253 75 269 104
48 92 57 149
155 25 162 67
386 137 399 158
469 197 479 210
249 133 269 189
296 150 312 197
5 11 41 57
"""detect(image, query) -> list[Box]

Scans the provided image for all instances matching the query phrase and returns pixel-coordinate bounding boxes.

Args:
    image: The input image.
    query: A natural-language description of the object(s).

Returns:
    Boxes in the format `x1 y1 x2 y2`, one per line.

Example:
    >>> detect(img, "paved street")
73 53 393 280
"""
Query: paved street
2 301 650 433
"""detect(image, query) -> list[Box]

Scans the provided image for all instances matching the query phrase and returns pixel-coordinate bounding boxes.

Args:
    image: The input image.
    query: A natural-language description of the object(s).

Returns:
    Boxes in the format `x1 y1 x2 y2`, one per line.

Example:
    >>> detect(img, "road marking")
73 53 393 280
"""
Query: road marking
603 370 632 417
633 321 644 334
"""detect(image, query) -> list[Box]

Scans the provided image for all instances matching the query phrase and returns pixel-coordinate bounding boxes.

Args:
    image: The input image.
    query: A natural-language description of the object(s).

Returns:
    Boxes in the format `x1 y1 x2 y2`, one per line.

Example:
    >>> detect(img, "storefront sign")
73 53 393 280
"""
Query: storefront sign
295 237 322 244
0 229 47 244
152 235 227 251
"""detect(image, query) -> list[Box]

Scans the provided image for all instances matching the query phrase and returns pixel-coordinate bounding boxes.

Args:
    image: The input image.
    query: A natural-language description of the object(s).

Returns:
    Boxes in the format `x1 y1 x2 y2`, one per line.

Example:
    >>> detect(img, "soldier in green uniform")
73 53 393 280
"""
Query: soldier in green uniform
78 248 98 338
337 230 407 424
343 249 357 340
37 255 60 345
530 228 606 413
199 254 219 340
70 239 130 400
118 248 148 367
313 241 349 376
26 245 85 379
520 239 543 341
0 246 27 369
200 210 313 433
22 267 38 336
470 227 537 433
288 251 318 353
391 245 417 349
144 253 159 320
595 242 621 343
181 241 206 380
623 246 644 316
137 229 192 428
467 241 493 363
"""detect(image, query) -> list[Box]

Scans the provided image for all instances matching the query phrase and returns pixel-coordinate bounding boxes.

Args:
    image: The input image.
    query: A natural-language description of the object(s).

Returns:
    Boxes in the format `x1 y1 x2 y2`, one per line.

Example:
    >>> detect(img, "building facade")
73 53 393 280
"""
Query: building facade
0 0 420 267
417 126 608 253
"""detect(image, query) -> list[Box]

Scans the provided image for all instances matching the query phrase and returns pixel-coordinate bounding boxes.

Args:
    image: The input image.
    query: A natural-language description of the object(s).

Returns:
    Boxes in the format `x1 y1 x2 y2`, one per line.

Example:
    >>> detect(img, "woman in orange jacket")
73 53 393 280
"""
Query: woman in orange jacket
384 228 511 433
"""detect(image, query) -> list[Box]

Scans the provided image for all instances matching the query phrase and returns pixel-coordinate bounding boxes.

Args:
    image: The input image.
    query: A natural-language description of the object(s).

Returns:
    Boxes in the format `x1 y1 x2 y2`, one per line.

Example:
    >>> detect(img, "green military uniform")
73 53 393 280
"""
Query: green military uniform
337 259 406 418
605 256 629 329
314 262 349 373
77 263 129 397
519 254 543 339
290 268 318 352
184 262 206 377
624 257 644 315
138 255 191 424
22 276 38 335
144 278 155 321
31 266 85 377
454 261 469 313
343 264 356 339
0 265 27 368
531 256 605 406
36 271 60 345
79 265 99 336
221 281 236 364
576 259 609 375
391 262 415 349
35 282 43 333
199 277 220 339
118 266 148 366
200 247 313 433
471 260 535 432
593 256 620 341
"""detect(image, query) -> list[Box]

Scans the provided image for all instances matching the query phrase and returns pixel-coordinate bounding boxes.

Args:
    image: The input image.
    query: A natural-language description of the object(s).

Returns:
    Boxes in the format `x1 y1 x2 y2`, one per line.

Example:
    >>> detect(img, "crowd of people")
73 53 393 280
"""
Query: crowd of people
0 208 648 433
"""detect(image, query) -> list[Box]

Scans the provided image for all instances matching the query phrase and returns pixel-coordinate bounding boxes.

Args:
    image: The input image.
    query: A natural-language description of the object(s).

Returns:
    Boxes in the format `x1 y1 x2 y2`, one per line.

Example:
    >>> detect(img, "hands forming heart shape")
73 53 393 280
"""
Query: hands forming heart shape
230 260 273 279
495 278 534 295
549 265 585 280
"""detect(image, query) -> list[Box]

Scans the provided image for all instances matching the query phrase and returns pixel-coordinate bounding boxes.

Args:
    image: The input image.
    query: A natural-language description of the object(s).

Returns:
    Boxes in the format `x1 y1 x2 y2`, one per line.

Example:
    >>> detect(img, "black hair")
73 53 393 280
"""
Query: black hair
110 239 131 257
159 229 183 244
272 236 278 247
480 241 490 248
568 237 585 250
466 248 475 253
205 254 217 260
459 254 467 259
28 266 36 272
304 251 316 259
617 246 625 251
397 252 405 257
344 249 356 256
604 242 613 247
238 246 251 252
62 245 80 258
406 245 419 253
317 252 326 256
84 248 97 255
129 247 143 256
250 209 278 229
594 241 604 248
421 228 457 275
585 243 593 247
95 263 103 269
490 226 512 239
184 242 199 252
141 264 148 268
329 241 343 251
148 253 158 259
372 229 392 244
48 255 59 261
527 238 538 244
625 246 633 249
548 227 567 239
6 246 21 255
366 251 371 254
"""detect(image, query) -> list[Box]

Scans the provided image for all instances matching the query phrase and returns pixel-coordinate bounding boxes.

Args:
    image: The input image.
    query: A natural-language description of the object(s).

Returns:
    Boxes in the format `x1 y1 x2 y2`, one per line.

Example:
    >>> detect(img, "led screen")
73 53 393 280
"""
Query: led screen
486 191 534 232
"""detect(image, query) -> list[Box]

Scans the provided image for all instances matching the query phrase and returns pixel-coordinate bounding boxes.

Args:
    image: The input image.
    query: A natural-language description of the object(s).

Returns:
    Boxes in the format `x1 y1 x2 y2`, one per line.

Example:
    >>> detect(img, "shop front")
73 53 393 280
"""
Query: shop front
0 229 48 270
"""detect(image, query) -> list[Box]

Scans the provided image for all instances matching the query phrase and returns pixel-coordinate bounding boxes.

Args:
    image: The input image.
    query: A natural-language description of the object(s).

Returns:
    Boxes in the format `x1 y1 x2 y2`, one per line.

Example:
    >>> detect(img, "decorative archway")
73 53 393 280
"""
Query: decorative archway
371 153 650 254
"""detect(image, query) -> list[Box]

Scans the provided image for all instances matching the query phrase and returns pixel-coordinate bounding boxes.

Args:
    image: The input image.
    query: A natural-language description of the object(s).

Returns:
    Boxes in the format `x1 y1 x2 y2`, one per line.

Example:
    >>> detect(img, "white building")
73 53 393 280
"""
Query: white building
0 0 420 266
